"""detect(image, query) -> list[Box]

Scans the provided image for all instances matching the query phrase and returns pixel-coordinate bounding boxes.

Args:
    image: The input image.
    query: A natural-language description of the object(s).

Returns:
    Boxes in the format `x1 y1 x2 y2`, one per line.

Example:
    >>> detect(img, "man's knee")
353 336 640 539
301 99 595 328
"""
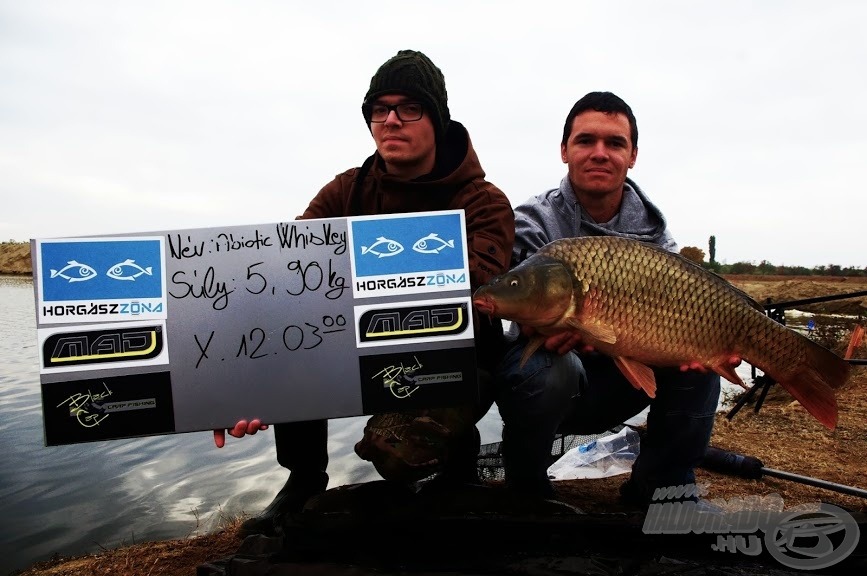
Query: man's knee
496 343 584 420
655 369 721 417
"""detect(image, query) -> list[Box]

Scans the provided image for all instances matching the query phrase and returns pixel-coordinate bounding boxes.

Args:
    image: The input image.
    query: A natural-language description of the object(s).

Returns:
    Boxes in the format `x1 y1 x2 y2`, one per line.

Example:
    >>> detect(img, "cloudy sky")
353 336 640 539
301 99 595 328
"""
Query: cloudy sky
2 0 865 268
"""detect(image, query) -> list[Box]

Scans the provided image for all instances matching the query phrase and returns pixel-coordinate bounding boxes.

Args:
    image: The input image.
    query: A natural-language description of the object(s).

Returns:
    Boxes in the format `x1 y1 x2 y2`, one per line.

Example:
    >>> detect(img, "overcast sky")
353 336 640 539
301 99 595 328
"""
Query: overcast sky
2 0 865 268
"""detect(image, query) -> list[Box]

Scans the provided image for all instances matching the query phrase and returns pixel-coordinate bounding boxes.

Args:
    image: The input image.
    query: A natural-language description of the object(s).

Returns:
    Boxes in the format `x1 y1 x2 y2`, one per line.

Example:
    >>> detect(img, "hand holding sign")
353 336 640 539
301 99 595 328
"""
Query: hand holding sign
213 419 268 448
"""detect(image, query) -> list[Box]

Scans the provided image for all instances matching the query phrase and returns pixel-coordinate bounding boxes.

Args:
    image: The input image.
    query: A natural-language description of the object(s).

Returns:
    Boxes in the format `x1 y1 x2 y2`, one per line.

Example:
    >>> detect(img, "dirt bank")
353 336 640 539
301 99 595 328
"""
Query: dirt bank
0 242 31 276
726 274 867 316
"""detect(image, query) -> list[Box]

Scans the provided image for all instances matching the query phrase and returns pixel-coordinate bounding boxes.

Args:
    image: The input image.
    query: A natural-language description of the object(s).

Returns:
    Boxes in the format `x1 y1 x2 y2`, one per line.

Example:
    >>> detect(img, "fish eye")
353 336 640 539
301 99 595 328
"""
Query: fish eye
509 278 519 287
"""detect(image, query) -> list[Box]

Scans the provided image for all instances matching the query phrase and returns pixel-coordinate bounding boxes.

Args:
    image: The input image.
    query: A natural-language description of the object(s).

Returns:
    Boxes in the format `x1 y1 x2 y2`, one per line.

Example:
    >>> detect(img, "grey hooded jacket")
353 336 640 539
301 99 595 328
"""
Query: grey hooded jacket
512 175 677 266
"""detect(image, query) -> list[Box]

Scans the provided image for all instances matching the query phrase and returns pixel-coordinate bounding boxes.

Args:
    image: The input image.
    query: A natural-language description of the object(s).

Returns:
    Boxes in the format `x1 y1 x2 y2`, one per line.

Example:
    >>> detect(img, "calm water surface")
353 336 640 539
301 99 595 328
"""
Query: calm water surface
0 276 505 574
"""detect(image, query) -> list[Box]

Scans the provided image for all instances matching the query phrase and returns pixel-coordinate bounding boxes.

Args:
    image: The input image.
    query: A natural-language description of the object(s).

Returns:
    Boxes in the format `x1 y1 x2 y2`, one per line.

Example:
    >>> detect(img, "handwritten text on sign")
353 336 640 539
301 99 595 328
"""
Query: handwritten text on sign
33 211 477 446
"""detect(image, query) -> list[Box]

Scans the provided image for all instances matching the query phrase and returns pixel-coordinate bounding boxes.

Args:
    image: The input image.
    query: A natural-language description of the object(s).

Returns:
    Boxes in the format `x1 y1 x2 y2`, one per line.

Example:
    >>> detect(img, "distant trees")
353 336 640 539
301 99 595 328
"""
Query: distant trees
680 246 706 264
713 260 866 277
678 235 865 276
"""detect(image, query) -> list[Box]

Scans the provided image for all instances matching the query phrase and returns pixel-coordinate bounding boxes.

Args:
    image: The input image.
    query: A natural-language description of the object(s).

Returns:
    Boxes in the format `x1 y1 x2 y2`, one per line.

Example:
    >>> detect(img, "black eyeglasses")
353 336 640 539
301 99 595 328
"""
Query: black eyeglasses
368 102 425 123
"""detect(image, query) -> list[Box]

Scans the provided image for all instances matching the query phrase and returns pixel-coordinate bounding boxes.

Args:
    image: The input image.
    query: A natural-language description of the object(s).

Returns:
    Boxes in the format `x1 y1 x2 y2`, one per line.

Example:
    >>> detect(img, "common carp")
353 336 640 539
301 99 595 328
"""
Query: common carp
472 236 850 430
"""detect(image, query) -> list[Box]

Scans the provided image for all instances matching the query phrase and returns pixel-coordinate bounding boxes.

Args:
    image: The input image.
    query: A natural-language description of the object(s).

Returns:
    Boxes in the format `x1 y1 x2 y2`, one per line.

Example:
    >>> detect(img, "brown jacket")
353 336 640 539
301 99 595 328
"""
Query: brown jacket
301 120 515 366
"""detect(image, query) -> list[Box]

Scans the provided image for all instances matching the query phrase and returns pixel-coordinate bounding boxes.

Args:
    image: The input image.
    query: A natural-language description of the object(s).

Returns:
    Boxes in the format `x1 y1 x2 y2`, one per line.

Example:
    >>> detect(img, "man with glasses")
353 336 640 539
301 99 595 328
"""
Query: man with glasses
214 49 515 537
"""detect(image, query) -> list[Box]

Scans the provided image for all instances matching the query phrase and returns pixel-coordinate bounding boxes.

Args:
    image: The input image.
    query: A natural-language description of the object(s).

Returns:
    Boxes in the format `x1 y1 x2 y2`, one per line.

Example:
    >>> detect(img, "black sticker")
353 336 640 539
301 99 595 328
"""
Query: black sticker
41 371 175 445
43 325 164 368
358 302 470 343
359 347 478 413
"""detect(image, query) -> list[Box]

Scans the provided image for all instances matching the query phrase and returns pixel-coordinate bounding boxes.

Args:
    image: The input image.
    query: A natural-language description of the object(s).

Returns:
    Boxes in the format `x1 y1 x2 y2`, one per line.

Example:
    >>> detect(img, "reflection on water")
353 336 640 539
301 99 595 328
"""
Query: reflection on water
0 276 503 574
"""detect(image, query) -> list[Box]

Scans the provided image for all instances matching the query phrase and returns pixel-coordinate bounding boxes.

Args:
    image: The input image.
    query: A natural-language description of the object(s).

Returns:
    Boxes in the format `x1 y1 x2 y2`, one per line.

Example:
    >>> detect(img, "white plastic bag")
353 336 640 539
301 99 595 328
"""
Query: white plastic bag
547 426 640 480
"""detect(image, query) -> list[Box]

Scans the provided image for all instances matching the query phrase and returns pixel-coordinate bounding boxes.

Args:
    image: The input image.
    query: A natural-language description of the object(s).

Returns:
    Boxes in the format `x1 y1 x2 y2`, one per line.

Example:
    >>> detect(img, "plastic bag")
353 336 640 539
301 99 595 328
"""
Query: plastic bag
547 426 640 480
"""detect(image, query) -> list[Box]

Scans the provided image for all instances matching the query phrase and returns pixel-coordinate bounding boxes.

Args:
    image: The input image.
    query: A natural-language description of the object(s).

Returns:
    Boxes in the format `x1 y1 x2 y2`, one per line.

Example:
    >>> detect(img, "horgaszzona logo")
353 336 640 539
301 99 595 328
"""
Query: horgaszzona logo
359 302 469 342
642 485 860 570
355 272 467 292
41 301 164 318
43 325 163 368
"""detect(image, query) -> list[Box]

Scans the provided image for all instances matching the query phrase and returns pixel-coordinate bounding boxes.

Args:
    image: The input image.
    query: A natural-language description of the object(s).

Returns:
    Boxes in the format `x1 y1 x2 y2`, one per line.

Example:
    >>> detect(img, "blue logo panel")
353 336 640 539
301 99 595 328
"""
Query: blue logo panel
41 239 164 302
351 213 465 277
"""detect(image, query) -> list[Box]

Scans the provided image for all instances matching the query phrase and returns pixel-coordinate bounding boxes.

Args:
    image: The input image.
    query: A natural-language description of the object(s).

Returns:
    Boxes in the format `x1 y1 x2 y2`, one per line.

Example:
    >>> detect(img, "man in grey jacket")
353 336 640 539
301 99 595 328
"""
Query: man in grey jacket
495 92 723 505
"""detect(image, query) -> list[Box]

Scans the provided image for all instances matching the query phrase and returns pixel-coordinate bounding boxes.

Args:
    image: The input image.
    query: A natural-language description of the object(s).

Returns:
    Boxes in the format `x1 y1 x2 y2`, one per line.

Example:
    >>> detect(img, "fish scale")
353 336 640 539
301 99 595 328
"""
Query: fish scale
473 236 850 429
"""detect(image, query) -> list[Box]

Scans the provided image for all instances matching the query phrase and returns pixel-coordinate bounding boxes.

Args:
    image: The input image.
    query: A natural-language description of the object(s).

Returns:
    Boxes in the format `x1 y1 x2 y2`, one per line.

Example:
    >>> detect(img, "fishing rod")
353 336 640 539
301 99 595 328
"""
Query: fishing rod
701 446 867 500
760 289 867 313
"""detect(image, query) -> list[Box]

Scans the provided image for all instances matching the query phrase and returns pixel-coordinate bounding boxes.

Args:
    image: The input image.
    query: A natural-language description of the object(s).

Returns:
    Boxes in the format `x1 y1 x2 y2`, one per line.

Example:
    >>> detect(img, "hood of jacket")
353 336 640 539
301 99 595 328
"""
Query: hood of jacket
560 175 673 246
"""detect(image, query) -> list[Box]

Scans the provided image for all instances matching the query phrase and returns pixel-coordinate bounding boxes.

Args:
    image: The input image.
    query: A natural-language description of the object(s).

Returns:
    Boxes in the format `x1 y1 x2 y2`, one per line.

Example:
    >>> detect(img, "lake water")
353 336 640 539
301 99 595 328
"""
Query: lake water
0 275 760 575
0 275 508 574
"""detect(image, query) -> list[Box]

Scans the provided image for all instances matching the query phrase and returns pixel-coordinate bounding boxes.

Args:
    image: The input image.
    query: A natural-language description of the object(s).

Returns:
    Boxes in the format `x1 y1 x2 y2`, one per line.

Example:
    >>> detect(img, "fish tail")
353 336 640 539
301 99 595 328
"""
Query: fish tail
763 337 850 430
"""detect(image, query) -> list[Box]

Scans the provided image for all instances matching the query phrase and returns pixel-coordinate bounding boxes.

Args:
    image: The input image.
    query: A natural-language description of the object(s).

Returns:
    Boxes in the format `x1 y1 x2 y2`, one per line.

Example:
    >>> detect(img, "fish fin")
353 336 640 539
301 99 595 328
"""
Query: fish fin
519 336 546 369
613 357 657 398
709 359 746 388
776 369 840 430
565 318 617 344
764 338 850 430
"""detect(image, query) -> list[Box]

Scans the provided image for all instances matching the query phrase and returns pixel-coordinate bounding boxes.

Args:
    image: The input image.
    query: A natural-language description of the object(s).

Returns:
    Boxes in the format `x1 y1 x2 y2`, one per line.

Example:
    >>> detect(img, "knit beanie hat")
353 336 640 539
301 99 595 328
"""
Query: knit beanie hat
362 50 450 139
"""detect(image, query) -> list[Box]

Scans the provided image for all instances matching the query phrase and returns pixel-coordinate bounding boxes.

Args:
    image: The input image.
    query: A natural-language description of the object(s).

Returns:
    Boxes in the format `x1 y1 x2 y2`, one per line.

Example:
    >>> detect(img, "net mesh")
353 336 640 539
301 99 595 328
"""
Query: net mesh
476 428 621 481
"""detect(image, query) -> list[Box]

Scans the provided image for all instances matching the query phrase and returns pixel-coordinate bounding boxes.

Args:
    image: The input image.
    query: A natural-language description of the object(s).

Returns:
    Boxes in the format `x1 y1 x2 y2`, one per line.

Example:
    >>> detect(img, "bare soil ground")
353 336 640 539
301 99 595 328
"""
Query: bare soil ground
0 242 31 276
10 274 867 576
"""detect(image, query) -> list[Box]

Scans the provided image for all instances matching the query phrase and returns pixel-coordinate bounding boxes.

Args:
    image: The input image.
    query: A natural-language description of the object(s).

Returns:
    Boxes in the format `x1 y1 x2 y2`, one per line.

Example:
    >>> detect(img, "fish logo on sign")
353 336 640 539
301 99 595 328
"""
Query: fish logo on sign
50 261 98 283
105 259 153 281
50 259 154 283
40 238 163 302
351 213 465 278
412 233 454 254
361 237 404 258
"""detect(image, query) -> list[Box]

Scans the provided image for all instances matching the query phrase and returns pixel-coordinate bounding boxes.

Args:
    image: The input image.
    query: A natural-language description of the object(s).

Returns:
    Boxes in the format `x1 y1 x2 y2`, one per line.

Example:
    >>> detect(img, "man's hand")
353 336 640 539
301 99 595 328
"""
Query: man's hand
213 419 268 448
520 324 594 355
679 356 742 373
